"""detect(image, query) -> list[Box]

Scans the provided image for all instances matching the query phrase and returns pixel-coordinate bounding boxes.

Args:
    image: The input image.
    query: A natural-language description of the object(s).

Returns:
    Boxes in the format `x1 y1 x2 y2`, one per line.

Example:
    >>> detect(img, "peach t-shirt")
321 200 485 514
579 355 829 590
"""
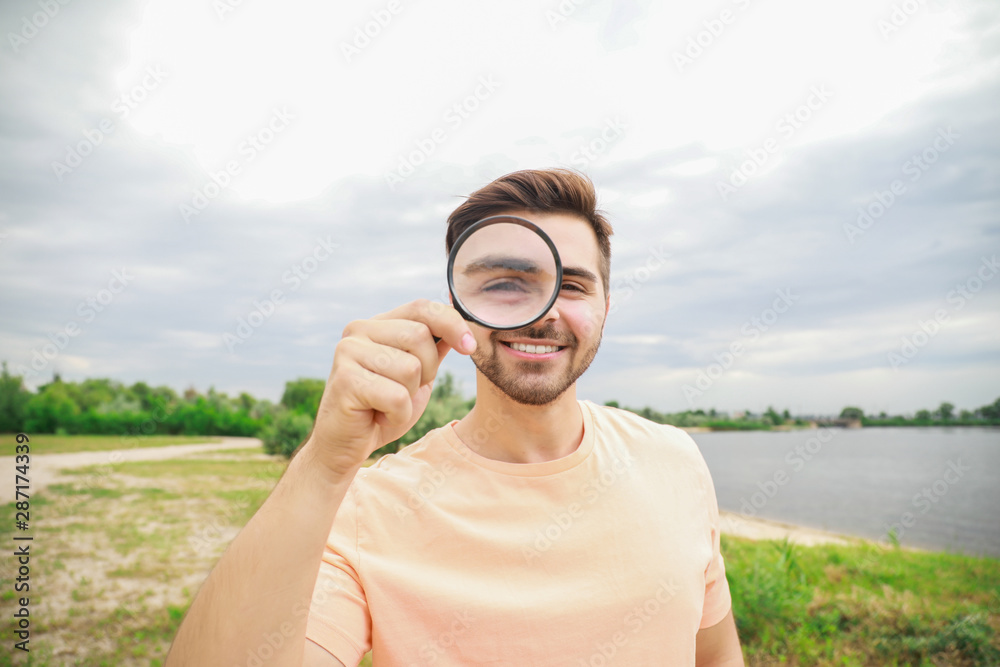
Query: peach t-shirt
306 401 732 666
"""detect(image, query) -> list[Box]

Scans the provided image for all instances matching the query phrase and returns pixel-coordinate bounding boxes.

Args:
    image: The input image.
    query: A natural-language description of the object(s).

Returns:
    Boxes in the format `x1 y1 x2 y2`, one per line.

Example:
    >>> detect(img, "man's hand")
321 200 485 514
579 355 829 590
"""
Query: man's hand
303 299 477 481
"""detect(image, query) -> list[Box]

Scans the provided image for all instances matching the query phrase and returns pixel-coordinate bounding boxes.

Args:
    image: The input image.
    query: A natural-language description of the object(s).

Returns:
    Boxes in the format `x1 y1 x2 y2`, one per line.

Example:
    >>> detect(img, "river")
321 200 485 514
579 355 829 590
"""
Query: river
691 426 1000 558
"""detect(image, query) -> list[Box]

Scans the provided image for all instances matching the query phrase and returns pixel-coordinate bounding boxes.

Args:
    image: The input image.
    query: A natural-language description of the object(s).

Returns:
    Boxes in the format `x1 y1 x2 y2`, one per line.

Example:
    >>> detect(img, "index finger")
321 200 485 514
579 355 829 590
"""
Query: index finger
374 299 477 356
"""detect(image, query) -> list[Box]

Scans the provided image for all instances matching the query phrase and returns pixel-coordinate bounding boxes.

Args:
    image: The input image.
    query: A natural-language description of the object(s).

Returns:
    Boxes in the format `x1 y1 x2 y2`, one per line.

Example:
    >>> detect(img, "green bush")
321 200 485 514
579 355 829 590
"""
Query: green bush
260 410 314 457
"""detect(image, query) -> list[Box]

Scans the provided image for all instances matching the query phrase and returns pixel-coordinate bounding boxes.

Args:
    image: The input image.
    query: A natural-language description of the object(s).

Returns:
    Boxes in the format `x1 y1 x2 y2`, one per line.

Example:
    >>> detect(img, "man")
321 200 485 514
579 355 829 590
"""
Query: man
167 169 743 666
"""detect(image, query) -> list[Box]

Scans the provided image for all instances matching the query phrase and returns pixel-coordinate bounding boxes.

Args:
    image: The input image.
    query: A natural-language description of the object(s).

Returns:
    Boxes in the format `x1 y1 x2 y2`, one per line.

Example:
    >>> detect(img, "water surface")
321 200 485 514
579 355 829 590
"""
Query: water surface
691 427 1000 557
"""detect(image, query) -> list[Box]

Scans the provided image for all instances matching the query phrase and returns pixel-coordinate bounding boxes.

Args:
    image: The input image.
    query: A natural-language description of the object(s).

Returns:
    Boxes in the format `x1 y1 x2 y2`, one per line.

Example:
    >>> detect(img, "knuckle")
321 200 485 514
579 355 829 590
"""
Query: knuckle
387 384 411 414
336 336 363 359
402 355 422 381
399 321 430 347
342 319 363 339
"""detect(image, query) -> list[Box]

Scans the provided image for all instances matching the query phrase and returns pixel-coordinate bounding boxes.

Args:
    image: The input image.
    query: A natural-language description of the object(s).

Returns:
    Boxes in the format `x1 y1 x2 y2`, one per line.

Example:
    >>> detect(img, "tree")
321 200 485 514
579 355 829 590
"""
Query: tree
978 397 1000 421
260 410 314 457
0 362 31 432
764 406 783 425
604 400 619 408
915 409 932 422
839 406 864 420
24 380 81 433
280 378 326 416
935 402 955 422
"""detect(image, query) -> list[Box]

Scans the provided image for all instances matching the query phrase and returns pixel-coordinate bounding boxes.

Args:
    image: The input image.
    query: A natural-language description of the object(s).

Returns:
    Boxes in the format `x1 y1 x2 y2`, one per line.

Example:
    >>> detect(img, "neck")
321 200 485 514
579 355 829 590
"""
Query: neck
453 373 584 464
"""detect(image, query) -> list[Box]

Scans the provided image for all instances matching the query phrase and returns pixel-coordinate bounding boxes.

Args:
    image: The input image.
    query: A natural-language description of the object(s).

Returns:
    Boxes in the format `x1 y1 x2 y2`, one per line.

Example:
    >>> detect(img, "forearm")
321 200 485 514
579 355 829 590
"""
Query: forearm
166 442 358 667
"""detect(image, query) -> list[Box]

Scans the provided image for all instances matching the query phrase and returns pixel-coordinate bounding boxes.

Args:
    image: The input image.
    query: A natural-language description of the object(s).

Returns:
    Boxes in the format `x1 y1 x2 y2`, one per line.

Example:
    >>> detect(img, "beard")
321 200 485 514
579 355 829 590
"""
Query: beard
470 323 603 406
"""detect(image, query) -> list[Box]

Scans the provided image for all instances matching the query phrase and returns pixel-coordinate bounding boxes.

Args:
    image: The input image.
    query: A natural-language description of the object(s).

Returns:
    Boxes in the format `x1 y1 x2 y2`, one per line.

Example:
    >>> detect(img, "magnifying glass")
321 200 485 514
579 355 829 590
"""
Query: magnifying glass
447 215 562 331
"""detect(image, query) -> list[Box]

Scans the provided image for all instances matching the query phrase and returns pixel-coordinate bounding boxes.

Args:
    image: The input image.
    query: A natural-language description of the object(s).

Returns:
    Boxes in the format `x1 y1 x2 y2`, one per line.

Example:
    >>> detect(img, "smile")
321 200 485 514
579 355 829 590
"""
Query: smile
501 341 565 354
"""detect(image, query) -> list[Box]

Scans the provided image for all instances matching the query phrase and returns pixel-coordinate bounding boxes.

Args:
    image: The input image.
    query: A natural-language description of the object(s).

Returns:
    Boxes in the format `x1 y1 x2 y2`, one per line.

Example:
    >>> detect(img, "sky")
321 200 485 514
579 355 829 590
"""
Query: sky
1 0 998 417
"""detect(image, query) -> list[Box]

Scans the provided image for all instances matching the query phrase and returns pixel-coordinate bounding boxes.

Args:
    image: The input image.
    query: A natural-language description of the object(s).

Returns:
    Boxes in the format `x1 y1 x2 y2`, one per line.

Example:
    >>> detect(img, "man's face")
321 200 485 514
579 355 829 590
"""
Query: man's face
465 210 609 406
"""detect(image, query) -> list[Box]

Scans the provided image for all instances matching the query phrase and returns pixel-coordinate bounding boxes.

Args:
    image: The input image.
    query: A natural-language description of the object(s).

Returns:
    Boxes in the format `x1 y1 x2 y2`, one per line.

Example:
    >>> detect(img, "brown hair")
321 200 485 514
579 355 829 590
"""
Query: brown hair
446 168 614 296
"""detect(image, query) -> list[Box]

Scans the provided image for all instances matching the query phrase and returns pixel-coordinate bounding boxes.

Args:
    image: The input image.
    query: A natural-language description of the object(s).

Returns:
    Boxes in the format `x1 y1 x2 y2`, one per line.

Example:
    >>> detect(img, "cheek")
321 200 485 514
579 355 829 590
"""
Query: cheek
564 301 605 339
470 326 493 351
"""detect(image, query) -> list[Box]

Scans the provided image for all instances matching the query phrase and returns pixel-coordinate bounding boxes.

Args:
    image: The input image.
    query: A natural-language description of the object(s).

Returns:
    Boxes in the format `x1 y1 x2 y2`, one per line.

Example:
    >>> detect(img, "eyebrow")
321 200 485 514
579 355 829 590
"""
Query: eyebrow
461 255 542 275
562 266 599 283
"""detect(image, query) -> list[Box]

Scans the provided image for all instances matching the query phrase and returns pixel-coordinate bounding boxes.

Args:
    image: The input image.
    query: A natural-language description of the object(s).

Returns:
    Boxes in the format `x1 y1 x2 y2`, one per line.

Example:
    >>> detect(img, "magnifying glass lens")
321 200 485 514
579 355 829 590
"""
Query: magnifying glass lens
452 221 559 329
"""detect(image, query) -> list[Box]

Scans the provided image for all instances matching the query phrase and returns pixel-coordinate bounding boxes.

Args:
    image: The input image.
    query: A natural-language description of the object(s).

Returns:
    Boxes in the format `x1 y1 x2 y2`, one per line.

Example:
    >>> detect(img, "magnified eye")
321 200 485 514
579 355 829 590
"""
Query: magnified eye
482 278 530 293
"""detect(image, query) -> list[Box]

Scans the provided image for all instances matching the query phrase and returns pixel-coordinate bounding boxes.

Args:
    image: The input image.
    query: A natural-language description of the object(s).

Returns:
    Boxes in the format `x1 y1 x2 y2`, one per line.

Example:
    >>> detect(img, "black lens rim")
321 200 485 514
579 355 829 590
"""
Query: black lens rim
447 215 563 331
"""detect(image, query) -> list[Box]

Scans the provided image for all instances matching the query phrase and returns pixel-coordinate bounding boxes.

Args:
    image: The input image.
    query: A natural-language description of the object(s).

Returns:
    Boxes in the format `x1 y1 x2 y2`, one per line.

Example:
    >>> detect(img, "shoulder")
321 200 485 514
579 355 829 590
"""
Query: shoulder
353 424 457 489
584 401 707 465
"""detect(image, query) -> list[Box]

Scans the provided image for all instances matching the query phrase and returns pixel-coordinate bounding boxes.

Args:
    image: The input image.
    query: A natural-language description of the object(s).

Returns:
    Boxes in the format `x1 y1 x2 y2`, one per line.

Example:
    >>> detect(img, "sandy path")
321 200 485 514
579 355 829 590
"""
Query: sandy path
0 436 261 503
719 510 852 546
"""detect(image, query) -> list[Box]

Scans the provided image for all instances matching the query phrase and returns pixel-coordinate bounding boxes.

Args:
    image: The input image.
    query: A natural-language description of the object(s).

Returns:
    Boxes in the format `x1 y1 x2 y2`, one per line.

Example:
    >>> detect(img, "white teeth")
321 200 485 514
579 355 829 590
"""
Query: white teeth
510 342 559 354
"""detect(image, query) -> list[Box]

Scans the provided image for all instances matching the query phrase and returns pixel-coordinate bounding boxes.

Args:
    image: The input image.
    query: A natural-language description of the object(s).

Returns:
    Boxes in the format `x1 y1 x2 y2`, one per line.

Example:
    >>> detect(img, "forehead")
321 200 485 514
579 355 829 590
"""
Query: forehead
501 210 601 276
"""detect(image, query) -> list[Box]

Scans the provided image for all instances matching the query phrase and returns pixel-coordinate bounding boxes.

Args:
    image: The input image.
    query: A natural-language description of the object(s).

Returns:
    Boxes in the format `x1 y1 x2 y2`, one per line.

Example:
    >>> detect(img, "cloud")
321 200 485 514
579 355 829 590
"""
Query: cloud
0 0 997 415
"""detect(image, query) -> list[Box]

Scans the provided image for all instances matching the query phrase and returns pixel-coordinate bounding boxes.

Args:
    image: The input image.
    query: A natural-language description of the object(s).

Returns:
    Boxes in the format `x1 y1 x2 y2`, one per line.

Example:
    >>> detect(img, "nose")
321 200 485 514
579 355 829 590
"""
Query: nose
538 297 562 325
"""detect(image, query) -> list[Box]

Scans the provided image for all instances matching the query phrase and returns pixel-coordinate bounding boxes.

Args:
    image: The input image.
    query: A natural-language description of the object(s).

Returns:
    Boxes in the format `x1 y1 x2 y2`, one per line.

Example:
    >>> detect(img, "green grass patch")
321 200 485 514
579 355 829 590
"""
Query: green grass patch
2 433 225 455
724 536 1000 665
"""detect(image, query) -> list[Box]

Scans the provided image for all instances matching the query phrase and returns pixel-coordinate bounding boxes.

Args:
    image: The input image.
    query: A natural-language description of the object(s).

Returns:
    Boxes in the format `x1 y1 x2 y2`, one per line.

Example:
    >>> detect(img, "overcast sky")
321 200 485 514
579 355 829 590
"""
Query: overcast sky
1 0 998 416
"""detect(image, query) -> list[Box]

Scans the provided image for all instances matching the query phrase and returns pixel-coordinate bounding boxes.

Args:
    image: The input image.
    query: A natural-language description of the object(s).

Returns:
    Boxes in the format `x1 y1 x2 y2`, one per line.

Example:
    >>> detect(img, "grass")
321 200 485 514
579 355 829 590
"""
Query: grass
1 433 225 455
726 537 1000 666
1 452 996 666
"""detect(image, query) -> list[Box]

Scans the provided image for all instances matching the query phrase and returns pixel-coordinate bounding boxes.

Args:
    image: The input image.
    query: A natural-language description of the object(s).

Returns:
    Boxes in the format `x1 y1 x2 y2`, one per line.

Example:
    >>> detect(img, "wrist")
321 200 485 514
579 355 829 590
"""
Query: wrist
289 437 364 488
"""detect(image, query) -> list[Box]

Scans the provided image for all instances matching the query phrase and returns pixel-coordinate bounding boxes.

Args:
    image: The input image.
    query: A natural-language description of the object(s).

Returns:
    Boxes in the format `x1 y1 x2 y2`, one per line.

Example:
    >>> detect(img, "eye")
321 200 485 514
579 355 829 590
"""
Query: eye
483 278 529 293
561 282 586 293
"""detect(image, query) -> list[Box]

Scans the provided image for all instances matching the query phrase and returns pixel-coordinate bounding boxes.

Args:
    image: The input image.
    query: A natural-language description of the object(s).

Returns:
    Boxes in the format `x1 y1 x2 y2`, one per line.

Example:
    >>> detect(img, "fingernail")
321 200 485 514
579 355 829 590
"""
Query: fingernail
462 333 476 353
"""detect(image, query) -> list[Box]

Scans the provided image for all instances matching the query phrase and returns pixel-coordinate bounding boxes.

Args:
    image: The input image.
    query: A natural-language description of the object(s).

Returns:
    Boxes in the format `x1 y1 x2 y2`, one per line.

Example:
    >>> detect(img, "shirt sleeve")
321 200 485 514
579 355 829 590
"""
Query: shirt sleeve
698 451 733 629
305 480 372 665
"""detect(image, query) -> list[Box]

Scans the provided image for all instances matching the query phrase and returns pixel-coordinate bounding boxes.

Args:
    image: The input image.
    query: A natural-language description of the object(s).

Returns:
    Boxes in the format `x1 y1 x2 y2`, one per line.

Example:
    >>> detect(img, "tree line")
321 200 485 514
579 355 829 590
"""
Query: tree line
1 363 997 459
0 362 471 459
